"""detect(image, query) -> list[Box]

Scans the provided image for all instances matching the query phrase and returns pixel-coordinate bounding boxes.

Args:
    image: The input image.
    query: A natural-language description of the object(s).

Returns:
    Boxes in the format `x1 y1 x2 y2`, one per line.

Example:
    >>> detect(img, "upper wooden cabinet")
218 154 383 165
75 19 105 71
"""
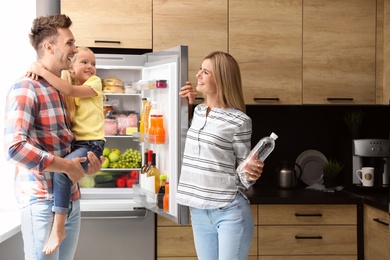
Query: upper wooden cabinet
230 0 303 105
153 0 228 92
303 0 377 104
61 0 152 49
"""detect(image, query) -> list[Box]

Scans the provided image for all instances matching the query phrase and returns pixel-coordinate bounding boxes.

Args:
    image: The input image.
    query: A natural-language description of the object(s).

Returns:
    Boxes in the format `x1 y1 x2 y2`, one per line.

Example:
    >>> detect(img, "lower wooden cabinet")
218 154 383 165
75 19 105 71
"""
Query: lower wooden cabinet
258 204 357 258
364 204 390 260
156 204 358 259
156 205 258 259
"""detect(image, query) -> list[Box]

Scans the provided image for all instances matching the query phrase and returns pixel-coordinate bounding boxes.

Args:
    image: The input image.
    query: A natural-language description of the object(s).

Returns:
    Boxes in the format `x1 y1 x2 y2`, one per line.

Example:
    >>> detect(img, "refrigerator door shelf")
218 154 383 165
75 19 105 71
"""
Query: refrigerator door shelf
132 184 179 223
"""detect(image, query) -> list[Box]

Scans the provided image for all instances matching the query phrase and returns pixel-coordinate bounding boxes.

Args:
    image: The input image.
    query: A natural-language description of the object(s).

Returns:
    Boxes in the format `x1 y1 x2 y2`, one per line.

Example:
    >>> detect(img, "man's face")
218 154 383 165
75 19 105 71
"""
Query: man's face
51 28 78 76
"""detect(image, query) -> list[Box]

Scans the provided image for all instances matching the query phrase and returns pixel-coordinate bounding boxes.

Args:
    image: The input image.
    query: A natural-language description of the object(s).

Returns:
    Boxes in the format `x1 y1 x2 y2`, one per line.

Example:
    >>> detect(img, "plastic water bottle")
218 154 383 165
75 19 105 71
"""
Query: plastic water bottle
237 132 278 188
255 132 278 161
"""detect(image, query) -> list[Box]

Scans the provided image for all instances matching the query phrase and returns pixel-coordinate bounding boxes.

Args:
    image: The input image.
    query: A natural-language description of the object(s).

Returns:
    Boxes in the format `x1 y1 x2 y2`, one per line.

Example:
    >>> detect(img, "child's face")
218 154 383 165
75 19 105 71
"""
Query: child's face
70 50 96 84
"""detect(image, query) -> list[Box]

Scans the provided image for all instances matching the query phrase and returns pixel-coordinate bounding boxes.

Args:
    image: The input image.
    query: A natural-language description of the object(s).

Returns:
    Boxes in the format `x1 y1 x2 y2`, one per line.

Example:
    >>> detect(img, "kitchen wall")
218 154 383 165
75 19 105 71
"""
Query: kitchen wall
247 105 390 188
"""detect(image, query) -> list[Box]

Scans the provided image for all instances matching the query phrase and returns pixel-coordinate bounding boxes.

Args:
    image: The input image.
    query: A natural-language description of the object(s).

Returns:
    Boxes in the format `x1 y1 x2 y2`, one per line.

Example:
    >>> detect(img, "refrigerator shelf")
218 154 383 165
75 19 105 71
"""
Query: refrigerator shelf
100 168 141 171
132 132 168 144
104 135 137 138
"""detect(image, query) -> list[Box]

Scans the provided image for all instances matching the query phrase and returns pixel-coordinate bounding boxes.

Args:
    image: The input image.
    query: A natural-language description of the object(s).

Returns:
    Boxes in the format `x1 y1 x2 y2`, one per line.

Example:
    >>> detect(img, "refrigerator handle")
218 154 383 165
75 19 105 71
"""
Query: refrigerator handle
81 209 148 219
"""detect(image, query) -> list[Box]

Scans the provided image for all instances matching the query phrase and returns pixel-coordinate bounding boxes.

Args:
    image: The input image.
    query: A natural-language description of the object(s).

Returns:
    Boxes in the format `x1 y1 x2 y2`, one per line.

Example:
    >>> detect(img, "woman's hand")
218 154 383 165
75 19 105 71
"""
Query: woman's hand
179 81 196 104
243 158 264 181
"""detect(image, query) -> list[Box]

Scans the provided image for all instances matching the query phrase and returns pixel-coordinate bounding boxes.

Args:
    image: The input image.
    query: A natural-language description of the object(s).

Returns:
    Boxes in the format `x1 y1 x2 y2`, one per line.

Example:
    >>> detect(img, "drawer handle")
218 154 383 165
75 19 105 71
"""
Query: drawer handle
373 218 389 226
253 97 280 101
94 40 121 44
295 235 323 240
295 236 322 239
327 97 354 101
295 213 323 217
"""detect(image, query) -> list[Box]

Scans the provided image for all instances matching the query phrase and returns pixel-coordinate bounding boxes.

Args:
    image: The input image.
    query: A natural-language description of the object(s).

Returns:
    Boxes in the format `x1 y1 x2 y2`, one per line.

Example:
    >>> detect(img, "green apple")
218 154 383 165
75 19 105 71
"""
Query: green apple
108 152 119 162
111 148 121 156
102 157 110 168
103 147 111 157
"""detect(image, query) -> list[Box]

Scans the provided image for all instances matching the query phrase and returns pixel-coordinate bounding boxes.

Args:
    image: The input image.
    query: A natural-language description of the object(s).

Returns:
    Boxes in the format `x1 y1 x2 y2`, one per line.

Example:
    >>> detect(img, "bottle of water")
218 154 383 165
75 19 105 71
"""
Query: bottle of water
237 132 278 188
255 132 278 161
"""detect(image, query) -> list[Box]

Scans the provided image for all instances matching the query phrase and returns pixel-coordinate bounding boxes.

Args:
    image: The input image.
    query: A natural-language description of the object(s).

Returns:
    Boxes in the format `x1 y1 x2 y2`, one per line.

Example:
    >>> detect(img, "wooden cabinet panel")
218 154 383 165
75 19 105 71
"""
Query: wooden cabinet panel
303 0 376 104
61 0 152 49
364 204 390 260
153 0 228 92
258 204 356 225
229 0 303 104
258 225 357 256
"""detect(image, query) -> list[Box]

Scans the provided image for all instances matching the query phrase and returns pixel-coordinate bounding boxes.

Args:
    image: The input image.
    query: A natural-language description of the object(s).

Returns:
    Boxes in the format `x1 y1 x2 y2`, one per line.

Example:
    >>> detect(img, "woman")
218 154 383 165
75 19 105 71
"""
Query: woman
178 51 263 260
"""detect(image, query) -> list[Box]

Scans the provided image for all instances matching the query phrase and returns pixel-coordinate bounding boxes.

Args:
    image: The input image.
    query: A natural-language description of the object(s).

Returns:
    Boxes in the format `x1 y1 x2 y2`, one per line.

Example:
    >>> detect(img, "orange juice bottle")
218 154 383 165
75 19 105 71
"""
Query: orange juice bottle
163 181 169 212
154 114 166 144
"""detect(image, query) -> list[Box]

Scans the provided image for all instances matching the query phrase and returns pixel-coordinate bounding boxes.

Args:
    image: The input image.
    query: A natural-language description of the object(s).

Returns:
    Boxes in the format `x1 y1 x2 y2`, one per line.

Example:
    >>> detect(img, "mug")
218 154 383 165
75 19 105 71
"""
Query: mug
355 167 375 187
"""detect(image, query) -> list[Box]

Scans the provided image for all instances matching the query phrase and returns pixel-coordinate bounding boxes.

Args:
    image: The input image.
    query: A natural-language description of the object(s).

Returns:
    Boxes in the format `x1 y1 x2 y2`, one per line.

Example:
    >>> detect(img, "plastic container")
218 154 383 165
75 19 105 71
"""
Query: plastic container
156 80 167 88
236 132 278 188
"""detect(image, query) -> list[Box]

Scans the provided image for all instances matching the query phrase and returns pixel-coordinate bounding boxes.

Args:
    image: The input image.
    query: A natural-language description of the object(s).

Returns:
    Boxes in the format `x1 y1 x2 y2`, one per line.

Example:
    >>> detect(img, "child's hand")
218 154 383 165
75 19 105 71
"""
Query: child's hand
25 62 43 80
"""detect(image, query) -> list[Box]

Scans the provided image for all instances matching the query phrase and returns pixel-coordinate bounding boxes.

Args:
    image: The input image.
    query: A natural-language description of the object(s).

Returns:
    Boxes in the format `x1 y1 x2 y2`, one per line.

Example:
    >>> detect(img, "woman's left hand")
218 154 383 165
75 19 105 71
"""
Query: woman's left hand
243 158 264 181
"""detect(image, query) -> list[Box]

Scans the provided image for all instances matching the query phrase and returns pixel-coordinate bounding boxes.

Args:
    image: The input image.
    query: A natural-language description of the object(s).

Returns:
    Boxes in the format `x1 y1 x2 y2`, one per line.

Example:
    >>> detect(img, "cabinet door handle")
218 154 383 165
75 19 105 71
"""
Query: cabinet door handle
253 98 280 101
327 97 354 101
373 218 389 226
94 40 121 44
295 213 323 217
295 235 323 240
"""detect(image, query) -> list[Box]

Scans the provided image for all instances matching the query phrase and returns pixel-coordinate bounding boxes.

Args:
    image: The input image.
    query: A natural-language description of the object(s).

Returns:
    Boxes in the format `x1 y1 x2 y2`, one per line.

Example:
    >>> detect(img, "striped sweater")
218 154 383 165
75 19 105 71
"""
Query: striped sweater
176 104 252 209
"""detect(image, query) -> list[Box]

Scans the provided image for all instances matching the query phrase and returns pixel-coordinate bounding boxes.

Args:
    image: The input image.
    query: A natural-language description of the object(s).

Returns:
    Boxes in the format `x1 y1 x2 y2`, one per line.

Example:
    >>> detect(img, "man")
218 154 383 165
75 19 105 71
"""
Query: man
4 14 102 260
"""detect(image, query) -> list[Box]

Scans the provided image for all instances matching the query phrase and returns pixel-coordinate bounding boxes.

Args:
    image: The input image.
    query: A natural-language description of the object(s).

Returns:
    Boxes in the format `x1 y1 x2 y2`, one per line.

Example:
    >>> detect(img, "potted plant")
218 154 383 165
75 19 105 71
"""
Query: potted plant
322 159 344 188
343 110 366 139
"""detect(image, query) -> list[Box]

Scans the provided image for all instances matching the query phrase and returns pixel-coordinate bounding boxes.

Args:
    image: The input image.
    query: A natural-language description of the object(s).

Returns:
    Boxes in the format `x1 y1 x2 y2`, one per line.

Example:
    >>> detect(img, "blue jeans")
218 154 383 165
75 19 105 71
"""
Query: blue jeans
189 193 254 260
20 200 81 260
52 140 104 214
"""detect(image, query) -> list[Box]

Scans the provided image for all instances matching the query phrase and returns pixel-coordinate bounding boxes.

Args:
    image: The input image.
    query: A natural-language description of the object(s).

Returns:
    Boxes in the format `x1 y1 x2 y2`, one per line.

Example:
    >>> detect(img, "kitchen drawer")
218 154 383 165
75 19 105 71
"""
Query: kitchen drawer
258 204 356 225
259 256 357 260
364 204 390 259
158 226 197 257
258 225 357 255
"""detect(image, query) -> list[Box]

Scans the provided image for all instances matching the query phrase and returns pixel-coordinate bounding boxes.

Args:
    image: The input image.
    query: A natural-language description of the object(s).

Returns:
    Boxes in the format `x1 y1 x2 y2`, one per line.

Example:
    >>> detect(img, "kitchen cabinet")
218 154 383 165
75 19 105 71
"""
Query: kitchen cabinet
61 0 152 49
378 0 390 104
153 0 228 98
364 204 390 259
258 204 357 258
303 0 377 104
156 205 258 260
229 0 303 105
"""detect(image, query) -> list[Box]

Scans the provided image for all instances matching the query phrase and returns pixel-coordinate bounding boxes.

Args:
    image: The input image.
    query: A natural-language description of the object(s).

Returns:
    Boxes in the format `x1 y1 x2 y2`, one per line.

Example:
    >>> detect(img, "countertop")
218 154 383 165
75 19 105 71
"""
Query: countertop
245 182 389 212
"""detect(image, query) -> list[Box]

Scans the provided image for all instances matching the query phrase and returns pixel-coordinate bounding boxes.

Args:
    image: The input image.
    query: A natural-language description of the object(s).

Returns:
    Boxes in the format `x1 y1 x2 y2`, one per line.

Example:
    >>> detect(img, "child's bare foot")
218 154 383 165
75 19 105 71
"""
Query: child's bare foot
42 223 66 254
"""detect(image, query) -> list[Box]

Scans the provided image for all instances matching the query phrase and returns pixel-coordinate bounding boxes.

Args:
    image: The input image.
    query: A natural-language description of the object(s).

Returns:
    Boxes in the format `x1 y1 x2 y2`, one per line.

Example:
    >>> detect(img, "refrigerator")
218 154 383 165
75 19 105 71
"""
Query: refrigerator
79 45 189 233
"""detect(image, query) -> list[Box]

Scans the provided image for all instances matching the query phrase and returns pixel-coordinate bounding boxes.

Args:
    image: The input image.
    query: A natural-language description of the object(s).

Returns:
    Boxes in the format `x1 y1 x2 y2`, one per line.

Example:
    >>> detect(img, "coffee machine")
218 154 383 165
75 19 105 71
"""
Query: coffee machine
352 139 390 187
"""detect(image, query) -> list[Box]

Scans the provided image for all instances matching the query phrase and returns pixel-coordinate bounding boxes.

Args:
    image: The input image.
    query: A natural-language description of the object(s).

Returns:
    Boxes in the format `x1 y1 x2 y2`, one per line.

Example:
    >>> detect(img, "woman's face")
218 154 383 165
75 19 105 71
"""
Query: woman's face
70 50 96 84
195 58 217 96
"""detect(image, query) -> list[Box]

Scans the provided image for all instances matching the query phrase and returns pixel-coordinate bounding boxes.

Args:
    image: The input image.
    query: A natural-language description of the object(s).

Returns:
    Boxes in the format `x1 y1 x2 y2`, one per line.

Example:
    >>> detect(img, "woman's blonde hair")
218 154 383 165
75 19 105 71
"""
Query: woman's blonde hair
203 51 246 113
61 47 95 122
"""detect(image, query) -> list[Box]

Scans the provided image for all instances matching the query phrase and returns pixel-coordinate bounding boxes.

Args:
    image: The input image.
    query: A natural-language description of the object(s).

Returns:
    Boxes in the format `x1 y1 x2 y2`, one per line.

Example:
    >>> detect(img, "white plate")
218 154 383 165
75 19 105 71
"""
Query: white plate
295 150 328 185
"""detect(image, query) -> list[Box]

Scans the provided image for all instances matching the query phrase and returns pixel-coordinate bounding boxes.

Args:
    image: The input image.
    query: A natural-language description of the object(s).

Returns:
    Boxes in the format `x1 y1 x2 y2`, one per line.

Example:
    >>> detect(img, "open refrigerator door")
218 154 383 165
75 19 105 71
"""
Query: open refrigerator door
133 46 190 224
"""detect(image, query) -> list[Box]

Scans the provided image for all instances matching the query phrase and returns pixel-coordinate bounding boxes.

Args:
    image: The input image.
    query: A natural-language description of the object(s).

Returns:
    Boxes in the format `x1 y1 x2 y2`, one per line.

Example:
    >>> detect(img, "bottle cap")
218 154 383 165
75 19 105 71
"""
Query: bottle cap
160 174 167 180
270 132 278 140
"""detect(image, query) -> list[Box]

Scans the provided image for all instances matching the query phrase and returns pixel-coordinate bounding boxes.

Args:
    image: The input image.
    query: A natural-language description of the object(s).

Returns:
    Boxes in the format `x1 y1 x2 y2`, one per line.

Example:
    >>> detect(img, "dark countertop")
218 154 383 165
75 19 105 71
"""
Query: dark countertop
245 182 389 212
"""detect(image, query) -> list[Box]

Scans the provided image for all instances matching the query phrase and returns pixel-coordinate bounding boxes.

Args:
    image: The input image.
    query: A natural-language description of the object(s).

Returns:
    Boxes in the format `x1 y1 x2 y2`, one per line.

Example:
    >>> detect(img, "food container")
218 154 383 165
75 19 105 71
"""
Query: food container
103 118 118 135
156 80 167 88
124 83 138 94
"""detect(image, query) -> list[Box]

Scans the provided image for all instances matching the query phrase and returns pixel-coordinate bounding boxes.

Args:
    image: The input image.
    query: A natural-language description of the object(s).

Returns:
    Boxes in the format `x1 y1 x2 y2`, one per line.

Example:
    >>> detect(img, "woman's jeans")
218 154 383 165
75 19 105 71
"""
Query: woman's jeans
190 192 254 260
53 140 104 215
20 200 81 260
